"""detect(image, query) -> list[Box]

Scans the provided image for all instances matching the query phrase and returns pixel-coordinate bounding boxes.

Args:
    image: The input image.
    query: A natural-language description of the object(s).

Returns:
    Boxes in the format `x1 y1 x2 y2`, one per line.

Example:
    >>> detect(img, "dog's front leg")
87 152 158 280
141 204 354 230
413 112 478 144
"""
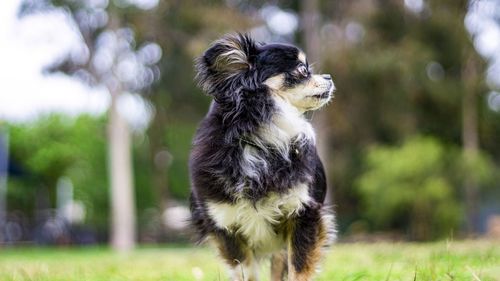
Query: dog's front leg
287 205 330 281
211 230 259 281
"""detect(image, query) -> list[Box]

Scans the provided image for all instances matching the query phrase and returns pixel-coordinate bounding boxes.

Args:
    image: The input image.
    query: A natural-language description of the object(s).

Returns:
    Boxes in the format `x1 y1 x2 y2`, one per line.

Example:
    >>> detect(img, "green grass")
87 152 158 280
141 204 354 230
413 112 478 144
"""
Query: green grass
0 240 499 280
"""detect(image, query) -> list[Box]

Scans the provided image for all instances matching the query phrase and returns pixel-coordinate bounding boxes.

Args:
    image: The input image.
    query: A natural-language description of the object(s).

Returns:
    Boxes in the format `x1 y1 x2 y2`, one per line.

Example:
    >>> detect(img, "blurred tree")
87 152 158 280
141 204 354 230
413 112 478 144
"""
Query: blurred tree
461 0 500 235
20 0 163 250
12 0 499 241
7 115 157 238
300 0 334 204
0 127 8 227
317 0 498 236
462 52 481 235
357 136 461 240
8 115 108 228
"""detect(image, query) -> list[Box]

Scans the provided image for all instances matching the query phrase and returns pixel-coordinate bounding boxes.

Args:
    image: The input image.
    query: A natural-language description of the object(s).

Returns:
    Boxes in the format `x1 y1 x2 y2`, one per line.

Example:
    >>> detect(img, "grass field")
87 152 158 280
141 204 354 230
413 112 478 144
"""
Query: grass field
0 240 499 281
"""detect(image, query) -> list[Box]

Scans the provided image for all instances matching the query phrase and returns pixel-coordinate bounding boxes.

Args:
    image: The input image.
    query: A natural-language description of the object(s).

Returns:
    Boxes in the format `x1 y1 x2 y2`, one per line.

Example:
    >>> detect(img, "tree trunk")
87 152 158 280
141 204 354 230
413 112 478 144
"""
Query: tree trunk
108 89 137 251
301 0 321 69
301 0 333 204
0 129 9 226
462 55 479 236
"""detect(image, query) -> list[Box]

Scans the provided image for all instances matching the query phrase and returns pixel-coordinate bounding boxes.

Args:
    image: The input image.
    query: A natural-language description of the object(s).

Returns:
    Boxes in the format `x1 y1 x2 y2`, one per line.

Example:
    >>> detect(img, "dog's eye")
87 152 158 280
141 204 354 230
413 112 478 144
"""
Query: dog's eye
297 65 309 78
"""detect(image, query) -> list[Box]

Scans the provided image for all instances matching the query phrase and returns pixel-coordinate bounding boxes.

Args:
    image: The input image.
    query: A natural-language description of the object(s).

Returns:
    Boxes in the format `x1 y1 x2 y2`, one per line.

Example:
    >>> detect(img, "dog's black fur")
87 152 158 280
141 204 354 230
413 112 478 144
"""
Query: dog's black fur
189 33 334 280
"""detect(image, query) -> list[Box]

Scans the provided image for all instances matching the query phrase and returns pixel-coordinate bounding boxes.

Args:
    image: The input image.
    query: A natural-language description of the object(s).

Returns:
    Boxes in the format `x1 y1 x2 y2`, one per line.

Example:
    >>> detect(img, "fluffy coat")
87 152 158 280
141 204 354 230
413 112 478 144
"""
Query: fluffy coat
189 33 335 281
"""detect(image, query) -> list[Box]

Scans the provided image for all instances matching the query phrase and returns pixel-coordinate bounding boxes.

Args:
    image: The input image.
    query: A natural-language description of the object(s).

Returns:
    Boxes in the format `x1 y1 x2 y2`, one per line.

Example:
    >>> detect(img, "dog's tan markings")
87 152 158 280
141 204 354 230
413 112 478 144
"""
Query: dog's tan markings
271 251 287 281
298 52 307 65
214 36 249 71
287 215 334 281
264 74 285 91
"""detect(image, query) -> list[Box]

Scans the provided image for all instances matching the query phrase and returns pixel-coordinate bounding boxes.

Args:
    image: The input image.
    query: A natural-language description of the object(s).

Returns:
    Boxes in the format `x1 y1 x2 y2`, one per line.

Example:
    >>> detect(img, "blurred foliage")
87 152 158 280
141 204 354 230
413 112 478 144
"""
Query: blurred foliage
357 136 462 240
164 121 199 199
7 115 156 232
320 0 500 235
6 0 500 241
356 134 496 240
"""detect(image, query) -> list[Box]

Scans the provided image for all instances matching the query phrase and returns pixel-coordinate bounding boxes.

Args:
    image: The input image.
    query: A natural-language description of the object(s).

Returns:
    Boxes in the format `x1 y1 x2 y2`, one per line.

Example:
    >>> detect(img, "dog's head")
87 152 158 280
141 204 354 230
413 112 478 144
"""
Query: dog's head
196 34 334 113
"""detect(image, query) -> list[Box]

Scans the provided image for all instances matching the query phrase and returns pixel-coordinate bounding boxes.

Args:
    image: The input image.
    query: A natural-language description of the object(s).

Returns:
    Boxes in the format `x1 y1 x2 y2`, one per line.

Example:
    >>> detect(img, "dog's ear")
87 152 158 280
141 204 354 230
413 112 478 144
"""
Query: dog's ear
195 33 258 96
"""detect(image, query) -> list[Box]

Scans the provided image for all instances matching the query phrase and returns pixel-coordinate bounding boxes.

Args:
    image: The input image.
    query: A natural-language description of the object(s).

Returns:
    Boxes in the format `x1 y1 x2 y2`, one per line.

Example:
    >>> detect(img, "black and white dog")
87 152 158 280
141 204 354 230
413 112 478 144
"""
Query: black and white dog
189 33 335 281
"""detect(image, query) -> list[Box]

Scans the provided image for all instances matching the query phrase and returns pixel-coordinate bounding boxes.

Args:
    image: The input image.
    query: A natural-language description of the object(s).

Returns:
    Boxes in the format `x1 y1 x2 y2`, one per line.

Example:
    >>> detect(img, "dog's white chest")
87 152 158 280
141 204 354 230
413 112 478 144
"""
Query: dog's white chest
207 183 311 251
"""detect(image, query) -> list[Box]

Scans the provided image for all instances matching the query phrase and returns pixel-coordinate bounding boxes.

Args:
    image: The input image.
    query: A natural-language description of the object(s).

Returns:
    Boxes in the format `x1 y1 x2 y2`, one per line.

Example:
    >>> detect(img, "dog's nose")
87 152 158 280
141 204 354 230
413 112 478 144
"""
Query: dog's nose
322 74 332 80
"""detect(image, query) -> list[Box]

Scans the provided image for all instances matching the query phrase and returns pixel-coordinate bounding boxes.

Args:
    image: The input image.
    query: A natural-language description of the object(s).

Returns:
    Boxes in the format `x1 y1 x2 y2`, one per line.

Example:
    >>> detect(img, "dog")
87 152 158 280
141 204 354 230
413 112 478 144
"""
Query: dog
189 33 335 281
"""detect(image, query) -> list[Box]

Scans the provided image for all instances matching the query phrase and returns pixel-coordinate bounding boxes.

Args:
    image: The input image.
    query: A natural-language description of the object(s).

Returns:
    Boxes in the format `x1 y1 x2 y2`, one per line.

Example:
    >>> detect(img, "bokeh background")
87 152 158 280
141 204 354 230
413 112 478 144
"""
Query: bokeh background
0 0 499 251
